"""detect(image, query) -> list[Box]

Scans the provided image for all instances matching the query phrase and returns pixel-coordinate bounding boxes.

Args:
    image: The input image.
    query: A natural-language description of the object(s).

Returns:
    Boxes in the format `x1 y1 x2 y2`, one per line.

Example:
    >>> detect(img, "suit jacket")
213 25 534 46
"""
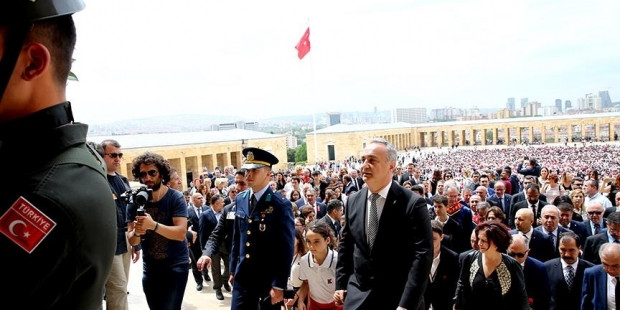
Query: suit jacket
204 202 235 257
198 207 219 251
583 219 607 237
230 187 295 291
336 181 433 310
510 192 547 212
510 200 548 228
534 225 572 257
353 176 365 191
424 246 459 310
319 213 342 239
436 215 472 254
510 229 555 262
399 172 416 185
344 182 358 195
187 205 202 255
604 206 618 218
562 220 588 243
545 258 594 310
523 257 550 310
582 265 611 310
487 193 512 226
582 232 609 265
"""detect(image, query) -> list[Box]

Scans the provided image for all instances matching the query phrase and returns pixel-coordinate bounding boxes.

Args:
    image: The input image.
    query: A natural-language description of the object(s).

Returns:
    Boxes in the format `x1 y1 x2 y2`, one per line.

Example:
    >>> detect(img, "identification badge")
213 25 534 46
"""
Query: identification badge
226 212 236 220
0 196 57 253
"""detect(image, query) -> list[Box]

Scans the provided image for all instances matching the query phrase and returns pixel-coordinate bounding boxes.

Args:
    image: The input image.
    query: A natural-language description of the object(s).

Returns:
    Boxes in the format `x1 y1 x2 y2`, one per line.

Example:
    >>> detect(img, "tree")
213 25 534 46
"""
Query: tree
295 142 307 163
287 148 296 163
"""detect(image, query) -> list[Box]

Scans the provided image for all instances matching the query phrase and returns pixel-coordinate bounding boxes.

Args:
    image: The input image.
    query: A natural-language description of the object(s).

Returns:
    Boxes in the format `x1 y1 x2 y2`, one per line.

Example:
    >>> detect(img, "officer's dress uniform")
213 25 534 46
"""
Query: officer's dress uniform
0 103 117 309
230 147 295 310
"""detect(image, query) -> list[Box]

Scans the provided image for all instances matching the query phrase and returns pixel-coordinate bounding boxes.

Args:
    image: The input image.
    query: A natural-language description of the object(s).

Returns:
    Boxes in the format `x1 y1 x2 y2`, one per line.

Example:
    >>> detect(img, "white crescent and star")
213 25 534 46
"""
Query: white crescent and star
8 220 27 237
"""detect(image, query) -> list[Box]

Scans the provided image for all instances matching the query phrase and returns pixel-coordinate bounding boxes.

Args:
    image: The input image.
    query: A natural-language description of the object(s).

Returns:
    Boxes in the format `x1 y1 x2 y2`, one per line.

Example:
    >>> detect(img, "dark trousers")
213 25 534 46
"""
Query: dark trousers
211 247 230 289
188 243 205 284
142 264 188 310
231 281 281 310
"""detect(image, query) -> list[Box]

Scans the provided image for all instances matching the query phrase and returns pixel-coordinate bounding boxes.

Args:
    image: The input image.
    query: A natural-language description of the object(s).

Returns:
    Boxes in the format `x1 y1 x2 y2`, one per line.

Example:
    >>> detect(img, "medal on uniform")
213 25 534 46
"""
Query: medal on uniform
259 223 266 231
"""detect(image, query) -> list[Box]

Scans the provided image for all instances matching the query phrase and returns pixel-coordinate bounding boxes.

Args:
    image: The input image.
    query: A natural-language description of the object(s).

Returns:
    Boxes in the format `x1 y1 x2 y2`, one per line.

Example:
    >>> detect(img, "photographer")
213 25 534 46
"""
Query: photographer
127 152 189 310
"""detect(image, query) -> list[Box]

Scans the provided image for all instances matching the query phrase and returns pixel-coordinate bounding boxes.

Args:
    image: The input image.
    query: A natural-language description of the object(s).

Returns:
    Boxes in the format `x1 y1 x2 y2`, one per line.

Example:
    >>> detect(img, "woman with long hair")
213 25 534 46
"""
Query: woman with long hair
569 189 587 220
538 167 549 187
542 172 564 203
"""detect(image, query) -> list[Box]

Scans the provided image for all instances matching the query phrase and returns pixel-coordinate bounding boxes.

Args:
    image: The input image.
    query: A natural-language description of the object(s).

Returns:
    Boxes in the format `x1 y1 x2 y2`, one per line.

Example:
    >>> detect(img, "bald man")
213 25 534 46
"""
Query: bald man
510 208 555 262
508 234 550 309
581 242 620 309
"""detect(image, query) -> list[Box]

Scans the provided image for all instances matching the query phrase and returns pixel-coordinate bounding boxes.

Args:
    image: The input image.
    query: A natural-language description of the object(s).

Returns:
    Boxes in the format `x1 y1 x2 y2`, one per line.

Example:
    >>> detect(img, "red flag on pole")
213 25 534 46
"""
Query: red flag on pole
295 27 311 60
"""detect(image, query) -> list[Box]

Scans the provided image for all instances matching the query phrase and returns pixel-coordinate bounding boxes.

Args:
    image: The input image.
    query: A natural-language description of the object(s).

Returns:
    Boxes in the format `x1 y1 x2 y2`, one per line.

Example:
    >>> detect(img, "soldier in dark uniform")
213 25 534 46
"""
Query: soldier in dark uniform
0 1 117 309
229 147 295 310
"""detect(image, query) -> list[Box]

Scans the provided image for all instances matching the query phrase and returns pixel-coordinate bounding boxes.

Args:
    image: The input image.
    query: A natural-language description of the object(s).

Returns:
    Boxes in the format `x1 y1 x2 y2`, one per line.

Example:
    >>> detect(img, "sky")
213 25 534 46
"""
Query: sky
67 0 620 124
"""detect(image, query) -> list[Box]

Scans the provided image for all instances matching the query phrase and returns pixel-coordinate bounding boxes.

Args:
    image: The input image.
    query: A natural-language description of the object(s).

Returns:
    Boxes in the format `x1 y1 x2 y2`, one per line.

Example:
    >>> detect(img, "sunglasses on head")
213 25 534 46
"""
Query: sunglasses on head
138 169 158 178
508 252 527 258
105 152 123 159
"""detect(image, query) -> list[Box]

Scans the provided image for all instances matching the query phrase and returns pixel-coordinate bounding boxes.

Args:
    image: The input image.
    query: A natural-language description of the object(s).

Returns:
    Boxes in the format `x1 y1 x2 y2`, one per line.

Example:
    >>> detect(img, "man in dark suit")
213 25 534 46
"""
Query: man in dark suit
335 138 433 310
319 199 344 238
487 181 512 226
508 234 550 310
510 176 547 212
431 195 471 254
399 162 416 185
582 211 620 265
558 203 588 241
199 194 228 300
510 183 548 228
583 202 608 237
535 205 573 257
302 188 327 219
349 169 365 191
510 208 555 262
188 193 207 290
424 220 459 310
581 242 620 309
545 231 594 310
228 147 295 309
198 170 247 294
343 175 357 196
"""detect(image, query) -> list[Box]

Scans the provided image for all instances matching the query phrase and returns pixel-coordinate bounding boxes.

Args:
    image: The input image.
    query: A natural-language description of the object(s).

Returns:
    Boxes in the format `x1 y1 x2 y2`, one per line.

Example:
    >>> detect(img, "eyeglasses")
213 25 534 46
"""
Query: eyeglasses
105 152 123 159
508 252 527 258
138 170 158 178
587 211 603 215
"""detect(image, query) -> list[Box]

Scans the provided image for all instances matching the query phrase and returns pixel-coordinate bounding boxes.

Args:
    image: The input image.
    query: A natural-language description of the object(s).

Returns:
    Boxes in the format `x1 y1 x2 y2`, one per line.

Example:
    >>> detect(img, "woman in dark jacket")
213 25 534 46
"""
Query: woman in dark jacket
454 221 528 310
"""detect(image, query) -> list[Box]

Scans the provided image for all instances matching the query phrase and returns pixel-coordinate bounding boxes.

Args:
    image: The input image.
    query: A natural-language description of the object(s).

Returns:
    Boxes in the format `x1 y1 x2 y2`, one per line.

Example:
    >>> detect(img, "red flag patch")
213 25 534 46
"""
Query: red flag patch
295 27 311 60
0 196 56 253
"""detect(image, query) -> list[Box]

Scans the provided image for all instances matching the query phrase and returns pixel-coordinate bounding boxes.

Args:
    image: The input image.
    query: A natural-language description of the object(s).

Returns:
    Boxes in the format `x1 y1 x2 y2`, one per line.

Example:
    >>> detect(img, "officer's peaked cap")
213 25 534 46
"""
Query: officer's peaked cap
242 147 278 169
0 0 85 25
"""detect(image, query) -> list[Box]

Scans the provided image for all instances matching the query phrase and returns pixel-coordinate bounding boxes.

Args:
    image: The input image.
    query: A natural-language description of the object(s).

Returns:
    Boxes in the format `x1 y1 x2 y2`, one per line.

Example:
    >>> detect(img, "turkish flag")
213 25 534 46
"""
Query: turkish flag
295 27 311 60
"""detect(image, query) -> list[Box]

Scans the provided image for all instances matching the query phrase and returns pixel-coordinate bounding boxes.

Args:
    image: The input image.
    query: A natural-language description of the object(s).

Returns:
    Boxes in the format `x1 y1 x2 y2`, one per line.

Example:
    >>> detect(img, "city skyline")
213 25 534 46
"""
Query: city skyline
67 0 620 125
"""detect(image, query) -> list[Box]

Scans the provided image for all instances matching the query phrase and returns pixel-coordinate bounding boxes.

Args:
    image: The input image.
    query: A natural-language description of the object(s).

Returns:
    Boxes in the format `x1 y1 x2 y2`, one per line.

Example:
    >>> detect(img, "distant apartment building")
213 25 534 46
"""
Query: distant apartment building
216 121 259 131
599 90 612 108
393 108 427 124
584 93 602 110
430 107 462 121
565 100 572 110
286 134 298 149
506 98 515 110
489 108 516 119
541 105 559 116
555 99 562 112
327 112 341 126
521 101 541 116
520 97 529 109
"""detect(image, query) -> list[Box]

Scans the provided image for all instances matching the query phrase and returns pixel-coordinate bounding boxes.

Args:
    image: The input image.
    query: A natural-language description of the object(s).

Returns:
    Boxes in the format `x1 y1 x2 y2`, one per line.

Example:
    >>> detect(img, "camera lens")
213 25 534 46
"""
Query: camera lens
135 191 149 205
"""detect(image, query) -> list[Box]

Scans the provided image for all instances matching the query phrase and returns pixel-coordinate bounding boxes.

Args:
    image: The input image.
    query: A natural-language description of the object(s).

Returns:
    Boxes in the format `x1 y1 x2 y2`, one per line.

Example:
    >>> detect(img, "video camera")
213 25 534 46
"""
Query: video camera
120 186 153 215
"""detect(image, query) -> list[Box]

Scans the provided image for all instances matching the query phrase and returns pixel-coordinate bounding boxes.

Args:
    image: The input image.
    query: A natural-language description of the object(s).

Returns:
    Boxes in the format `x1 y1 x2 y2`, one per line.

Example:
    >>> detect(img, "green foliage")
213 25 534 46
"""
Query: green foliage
295 142 307 163
287 148 296 163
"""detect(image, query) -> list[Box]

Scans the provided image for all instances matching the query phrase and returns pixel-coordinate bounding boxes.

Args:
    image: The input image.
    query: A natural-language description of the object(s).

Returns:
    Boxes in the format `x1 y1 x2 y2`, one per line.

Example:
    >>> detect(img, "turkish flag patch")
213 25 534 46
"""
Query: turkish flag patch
0 196 56 253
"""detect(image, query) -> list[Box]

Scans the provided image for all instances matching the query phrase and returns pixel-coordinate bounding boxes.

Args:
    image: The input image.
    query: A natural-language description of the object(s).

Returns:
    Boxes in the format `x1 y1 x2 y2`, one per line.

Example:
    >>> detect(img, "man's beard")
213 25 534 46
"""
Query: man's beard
150 180 162 191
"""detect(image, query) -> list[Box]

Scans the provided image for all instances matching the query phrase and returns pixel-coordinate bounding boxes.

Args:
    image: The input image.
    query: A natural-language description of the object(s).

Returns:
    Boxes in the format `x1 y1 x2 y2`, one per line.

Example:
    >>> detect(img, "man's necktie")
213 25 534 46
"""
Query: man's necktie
548 231 555 247
531 204 537 219
251 194 257 212
594 223 600 234
197 207 202 215
522 232 529 247
615 277 619 307
566 265 575 290
368 193 380 249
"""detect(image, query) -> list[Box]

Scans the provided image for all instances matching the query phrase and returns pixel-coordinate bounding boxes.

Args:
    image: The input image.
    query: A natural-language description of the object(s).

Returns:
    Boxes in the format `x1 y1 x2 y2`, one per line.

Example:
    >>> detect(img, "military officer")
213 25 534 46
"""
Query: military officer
230 147 295 310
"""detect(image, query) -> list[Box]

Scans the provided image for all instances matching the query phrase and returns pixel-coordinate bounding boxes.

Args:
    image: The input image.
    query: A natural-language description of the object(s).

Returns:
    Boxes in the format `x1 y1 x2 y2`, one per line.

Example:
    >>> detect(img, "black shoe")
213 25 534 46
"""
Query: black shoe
196 283 203 291
223 282 231 292
215 289 224 300
204 274 211 281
